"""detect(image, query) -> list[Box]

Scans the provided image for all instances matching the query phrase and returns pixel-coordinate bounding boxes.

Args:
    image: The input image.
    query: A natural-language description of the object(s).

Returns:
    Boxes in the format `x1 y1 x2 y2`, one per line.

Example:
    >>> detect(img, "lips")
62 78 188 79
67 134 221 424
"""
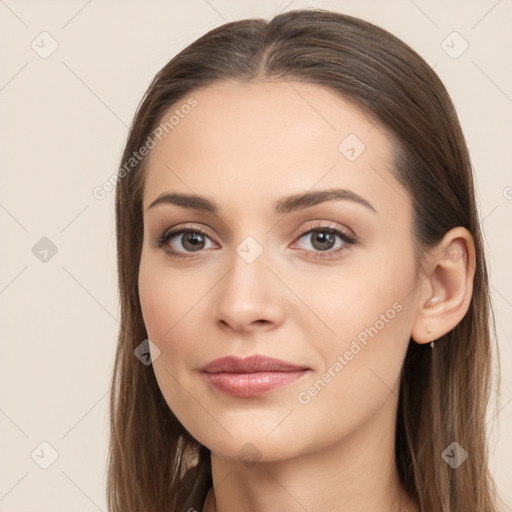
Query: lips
200 355 310 374
200 355 311 398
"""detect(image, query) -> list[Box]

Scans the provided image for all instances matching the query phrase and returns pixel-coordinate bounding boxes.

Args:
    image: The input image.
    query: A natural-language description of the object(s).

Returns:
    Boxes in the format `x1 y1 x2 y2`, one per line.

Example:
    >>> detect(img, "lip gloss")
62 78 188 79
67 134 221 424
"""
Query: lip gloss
203 370 309 397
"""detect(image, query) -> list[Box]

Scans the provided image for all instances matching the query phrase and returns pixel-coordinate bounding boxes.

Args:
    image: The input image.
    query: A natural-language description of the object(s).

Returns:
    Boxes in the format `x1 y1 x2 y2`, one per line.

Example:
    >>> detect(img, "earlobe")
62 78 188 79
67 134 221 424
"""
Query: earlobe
411 227 476 345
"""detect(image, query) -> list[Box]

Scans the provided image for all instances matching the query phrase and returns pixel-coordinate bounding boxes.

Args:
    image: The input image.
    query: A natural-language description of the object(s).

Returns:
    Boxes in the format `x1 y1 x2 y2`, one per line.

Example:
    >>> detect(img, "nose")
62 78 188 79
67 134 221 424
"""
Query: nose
214 244 286 334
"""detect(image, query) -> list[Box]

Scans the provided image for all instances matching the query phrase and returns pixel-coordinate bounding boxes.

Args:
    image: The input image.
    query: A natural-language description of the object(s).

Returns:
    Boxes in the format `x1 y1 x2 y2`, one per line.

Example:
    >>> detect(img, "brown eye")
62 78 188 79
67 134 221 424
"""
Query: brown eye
176 231 207 252
292 223 357 259
307 230 338 251
156 227 215 257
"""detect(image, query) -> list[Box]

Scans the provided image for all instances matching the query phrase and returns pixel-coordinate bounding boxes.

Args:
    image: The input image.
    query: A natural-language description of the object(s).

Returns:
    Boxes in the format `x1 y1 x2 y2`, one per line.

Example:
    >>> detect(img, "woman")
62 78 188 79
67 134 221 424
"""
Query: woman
107 8 500 512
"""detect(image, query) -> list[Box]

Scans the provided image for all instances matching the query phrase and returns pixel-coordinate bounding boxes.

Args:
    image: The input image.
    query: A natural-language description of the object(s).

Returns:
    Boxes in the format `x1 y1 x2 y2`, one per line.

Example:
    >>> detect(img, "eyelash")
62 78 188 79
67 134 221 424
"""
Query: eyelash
154 222 358 260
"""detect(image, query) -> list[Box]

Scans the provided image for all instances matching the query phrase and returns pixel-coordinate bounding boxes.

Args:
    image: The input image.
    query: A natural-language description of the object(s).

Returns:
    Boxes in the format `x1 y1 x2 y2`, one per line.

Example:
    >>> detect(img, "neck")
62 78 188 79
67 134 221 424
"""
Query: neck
203 396 418 512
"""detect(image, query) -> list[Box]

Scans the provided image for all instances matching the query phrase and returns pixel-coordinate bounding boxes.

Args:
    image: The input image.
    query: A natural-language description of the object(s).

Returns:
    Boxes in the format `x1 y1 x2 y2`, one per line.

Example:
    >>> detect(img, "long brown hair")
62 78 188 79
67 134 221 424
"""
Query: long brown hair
108 8 500 511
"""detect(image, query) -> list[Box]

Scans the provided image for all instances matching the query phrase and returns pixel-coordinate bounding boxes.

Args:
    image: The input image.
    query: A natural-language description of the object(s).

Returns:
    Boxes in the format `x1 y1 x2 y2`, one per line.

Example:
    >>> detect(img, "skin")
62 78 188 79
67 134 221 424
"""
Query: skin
138 80 475 512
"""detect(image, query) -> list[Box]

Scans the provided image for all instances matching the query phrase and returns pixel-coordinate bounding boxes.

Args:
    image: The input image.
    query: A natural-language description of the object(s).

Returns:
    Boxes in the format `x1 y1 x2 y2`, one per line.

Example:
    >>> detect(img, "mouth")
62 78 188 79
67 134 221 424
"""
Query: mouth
200 354 311 398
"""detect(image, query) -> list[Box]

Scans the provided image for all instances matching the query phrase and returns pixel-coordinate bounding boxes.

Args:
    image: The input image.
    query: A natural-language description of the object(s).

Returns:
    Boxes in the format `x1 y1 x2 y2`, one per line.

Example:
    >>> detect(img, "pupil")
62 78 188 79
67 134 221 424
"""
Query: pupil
184 232 204 251
314 231 335 250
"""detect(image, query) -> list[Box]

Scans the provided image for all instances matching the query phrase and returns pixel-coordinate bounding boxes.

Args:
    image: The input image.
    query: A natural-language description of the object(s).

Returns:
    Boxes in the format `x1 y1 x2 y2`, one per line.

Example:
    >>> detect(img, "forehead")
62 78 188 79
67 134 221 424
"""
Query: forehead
142 80 405 220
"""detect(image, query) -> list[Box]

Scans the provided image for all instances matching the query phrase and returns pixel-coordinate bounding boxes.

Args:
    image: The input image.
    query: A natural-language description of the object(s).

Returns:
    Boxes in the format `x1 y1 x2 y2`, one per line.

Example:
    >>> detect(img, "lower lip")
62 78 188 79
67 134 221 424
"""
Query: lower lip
203 370 309 397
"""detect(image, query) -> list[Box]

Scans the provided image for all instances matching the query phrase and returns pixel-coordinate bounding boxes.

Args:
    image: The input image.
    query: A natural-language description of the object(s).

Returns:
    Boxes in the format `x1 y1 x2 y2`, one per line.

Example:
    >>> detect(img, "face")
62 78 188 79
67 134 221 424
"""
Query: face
138 80 421 462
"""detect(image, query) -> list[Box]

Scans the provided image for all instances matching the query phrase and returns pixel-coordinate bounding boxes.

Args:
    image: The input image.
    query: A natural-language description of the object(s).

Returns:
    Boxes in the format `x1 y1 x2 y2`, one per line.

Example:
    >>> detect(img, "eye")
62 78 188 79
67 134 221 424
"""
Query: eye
154 225 216 258
292 222 357 259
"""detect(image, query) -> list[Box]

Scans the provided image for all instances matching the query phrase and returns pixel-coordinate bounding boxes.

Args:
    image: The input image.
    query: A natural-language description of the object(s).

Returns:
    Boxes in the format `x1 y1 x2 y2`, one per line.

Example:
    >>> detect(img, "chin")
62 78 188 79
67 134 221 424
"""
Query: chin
189 423 317 466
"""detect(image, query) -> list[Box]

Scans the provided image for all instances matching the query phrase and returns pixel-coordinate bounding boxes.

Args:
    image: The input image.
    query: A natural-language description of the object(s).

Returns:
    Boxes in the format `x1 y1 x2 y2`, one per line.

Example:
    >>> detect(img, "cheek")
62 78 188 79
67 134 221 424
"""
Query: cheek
138 256 191 396
295 246 416 402
137 256 200 416
293 250 414 346
137 252 215 383
138 252 199 342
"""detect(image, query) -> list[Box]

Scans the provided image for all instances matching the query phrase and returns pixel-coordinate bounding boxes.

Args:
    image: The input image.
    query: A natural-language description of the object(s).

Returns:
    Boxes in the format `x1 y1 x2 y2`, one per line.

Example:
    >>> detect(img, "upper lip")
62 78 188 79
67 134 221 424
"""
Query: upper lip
200 355 310 374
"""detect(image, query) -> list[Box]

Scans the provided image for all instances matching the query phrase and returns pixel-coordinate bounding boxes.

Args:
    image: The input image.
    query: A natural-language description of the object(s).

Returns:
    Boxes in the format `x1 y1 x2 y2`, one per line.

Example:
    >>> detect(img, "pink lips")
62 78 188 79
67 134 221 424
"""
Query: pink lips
200 355 310 398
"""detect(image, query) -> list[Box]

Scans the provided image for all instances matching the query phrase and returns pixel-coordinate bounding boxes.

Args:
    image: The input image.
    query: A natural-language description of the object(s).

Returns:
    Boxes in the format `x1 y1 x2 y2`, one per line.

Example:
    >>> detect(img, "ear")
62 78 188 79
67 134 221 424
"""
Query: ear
411 227 476 344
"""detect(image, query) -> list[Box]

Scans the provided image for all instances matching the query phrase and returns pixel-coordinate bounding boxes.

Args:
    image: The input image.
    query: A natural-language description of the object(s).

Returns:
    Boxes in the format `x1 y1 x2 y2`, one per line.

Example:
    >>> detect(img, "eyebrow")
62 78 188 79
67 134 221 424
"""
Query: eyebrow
146 188 377 215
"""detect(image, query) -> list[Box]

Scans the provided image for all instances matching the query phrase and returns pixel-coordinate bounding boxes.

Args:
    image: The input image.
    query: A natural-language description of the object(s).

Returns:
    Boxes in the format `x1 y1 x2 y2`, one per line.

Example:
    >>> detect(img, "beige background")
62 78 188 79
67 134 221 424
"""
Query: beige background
0 0 510 510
